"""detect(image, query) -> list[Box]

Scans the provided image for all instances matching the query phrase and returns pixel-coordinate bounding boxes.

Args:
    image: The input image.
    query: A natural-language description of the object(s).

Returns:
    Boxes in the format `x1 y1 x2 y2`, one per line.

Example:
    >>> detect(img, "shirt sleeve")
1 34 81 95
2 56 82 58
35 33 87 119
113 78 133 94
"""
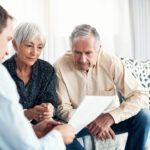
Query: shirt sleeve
108 56 149 123
0 65 65 150
40 130 65 150
37 67 58 111
54 64 76 122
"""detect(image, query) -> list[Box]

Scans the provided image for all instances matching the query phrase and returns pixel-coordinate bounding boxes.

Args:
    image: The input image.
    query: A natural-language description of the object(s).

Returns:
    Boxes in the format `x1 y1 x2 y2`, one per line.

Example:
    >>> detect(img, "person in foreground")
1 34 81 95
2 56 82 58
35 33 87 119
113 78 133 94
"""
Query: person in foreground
3 22 57 124
54 24 150 150
0 5 75 150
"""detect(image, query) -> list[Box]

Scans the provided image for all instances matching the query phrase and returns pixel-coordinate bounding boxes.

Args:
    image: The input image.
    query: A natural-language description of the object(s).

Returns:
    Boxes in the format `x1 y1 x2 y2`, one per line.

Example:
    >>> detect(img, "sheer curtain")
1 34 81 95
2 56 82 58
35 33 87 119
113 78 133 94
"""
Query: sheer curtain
129 0 150 60
1 0 150 63
0 0 49 61
45 0 133 63
46 0 150 62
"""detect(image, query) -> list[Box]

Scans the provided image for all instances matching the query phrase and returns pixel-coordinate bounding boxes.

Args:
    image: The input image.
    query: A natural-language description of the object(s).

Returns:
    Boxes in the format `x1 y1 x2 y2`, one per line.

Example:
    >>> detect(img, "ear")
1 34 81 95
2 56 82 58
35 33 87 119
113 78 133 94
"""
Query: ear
12 40 18 52
97 45 102 54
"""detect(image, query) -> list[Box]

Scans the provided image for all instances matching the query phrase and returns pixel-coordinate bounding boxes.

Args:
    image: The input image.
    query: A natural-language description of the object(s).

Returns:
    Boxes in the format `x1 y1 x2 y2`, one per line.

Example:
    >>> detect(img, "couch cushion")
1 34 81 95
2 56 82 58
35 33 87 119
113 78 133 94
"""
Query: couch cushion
121 58 150 109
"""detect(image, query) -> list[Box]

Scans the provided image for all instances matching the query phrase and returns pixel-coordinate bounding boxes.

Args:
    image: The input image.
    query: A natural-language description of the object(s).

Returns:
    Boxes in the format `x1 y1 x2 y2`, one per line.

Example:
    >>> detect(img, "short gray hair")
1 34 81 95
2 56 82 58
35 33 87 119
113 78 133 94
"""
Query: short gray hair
14 22 46 48
70 24 101 51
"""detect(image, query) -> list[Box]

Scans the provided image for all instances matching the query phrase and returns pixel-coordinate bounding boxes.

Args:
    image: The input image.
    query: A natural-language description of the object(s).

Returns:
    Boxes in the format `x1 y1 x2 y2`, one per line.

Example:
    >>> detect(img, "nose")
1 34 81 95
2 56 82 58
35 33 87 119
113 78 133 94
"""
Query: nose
80 54 87 63
31 47 36 56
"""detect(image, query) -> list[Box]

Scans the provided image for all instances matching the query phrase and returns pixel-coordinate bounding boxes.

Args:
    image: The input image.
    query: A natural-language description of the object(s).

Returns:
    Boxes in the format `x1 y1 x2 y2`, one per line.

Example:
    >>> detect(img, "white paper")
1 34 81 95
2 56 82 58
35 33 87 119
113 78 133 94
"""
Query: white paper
69 96 114 134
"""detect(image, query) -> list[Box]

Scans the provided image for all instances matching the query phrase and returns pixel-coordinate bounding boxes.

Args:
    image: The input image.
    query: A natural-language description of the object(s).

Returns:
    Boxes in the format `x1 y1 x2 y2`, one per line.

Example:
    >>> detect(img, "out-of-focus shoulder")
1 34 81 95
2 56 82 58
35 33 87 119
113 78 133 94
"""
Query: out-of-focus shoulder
0 64 18 98
0 64 11 79
98 50 120 66
54 51 73 70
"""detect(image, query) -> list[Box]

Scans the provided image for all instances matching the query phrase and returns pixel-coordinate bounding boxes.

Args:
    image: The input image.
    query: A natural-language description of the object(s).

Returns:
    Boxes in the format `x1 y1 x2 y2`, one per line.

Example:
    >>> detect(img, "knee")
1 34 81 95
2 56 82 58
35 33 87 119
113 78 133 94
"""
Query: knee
137 109 150 128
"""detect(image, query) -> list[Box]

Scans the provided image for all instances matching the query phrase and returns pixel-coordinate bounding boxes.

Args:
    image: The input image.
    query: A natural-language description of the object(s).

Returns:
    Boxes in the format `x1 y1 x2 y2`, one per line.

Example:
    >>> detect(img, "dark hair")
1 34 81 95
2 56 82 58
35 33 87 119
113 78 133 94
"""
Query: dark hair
0 5 13 33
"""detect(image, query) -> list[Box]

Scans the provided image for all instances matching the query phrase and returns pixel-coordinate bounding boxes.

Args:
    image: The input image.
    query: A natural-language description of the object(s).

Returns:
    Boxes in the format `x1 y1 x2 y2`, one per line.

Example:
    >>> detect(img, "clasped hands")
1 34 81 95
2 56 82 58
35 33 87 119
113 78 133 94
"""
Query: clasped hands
88 113 115 141
33 120 75 144
25 103 54 121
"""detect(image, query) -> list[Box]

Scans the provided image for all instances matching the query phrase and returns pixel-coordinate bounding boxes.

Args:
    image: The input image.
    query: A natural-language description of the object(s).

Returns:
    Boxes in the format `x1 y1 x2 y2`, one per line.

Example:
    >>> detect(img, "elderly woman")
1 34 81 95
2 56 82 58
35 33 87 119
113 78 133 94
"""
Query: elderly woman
3 23 57 123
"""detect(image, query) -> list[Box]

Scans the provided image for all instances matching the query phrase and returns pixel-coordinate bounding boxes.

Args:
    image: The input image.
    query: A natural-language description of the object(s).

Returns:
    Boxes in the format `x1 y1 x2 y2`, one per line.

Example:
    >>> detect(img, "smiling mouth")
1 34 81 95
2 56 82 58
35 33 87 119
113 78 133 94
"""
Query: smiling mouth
27 57 36 61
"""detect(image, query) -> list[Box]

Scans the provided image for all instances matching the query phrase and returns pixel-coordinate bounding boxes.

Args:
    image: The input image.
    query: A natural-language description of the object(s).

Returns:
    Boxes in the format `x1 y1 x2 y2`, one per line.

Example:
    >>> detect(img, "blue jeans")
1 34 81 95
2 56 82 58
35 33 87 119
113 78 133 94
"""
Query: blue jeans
66 128 90 150
112 109 150 150
54 118 89 150
62 109 150 150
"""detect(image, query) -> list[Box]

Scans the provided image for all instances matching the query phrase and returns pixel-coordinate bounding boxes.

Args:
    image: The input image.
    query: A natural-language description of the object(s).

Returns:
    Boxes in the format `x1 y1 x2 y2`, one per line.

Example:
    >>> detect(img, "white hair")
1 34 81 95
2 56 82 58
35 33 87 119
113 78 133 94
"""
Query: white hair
14 22 46 48
70 24 101 51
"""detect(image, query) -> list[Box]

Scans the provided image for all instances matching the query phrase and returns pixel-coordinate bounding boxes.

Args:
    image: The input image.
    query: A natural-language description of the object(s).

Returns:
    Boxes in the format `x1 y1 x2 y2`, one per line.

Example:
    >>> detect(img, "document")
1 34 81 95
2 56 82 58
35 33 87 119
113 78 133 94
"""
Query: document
68 96 114 134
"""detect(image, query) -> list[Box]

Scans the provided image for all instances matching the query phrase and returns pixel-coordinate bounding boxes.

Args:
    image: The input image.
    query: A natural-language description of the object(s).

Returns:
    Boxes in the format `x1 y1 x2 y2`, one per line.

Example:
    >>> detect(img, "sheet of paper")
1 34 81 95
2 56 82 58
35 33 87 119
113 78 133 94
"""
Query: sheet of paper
68 96 114 134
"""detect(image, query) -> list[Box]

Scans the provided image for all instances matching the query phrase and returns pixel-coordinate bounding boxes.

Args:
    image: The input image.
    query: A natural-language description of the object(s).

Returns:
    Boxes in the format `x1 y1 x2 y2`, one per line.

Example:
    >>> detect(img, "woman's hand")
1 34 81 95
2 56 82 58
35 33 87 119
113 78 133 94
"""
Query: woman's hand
24 103 54 121
41 103 54 120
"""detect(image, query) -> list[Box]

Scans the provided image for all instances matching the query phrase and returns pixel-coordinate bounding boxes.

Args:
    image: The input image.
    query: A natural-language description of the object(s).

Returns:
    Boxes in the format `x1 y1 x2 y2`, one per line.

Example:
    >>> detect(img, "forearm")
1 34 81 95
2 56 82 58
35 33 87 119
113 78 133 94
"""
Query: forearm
56 105 76 122
111 57 149 123
109 92 149 123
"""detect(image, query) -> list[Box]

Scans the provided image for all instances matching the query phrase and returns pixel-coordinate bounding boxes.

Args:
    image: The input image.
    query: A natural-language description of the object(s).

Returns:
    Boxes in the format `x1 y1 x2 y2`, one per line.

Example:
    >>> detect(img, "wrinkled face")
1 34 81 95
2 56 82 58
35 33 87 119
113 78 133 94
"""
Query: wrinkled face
72 34 100 71
0 18 13 62
14 37 44 66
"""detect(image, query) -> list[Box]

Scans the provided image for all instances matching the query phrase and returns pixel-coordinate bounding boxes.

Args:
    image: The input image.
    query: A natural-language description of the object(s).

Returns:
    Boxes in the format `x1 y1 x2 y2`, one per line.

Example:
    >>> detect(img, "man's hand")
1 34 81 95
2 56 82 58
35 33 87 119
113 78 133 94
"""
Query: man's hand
54 124 75 145
88 113 115 141
33 120 63 138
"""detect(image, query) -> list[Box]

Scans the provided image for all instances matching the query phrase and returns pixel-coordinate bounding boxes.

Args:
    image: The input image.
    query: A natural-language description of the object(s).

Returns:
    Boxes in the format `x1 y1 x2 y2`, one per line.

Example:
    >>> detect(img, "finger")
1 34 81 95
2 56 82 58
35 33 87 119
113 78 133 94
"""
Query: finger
43 111 53 115
87 122 94 130
101 132 106 140
43 116 51 120
41 103 47 108
100 137 104 141
98 133 104 141
109 128 115 139
43 114 53 120
92 127 100 136
57 122 64 125
34 113 41 120
89 125 97 134
35 117 40 121
40 103 51 113
36 106 46 113
43 112 53 118
43 113 52 117
43 107 53 114
35 116 42 121
47 103 53 110
105 131 111 139
41 103 53 111
34 111 43 116
38 115 43 121
39 113 53 120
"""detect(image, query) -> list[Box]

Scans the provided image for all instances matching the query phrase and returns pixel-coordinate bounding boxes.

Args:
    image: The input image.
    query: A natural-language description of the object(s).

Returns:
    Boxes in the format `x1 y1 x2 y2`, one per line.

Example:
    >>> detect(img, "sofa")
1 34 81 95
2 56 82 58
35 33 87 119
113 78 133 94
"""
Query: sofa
78 57 150 150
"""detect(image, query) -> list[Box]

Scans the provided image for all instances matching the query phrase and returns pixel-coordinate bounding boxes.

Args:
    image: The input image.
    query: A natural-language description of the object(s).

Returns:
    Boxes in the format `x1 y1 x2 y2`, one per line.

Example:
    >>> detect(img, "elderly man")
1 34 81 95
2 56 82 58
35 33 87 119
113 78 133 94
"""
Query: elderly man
0 5 75 150
54 24 150 150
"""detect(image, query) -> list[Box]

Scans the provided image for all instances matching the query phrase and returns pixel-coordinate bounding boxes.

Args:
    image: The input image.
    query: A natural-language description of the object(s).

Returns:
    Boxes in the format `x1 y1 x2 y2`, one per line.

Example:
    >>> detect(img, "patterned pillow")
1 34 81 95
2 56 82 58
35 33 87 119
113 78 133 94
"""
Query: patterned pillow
120 58 150 109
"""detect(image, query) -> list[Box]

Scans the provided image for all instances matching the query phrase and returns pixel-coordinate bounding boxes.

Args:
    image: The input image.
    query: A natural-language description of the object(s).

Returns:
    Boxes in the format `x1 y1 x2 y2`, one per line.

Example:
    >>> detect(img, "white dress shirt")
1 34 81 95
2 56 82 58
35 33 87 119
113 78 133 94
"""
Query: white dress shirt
0 64 65 150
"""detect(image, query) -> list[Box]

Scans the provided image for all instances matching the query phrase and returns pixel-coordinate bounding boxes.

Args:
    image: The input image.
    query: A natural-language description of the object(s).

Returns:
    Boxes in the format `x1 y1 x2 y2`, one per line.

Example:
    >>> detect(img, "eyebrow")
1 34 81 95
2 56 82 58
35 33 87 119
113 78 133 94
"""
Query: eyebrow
26 42 43 45
74 50 93 52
